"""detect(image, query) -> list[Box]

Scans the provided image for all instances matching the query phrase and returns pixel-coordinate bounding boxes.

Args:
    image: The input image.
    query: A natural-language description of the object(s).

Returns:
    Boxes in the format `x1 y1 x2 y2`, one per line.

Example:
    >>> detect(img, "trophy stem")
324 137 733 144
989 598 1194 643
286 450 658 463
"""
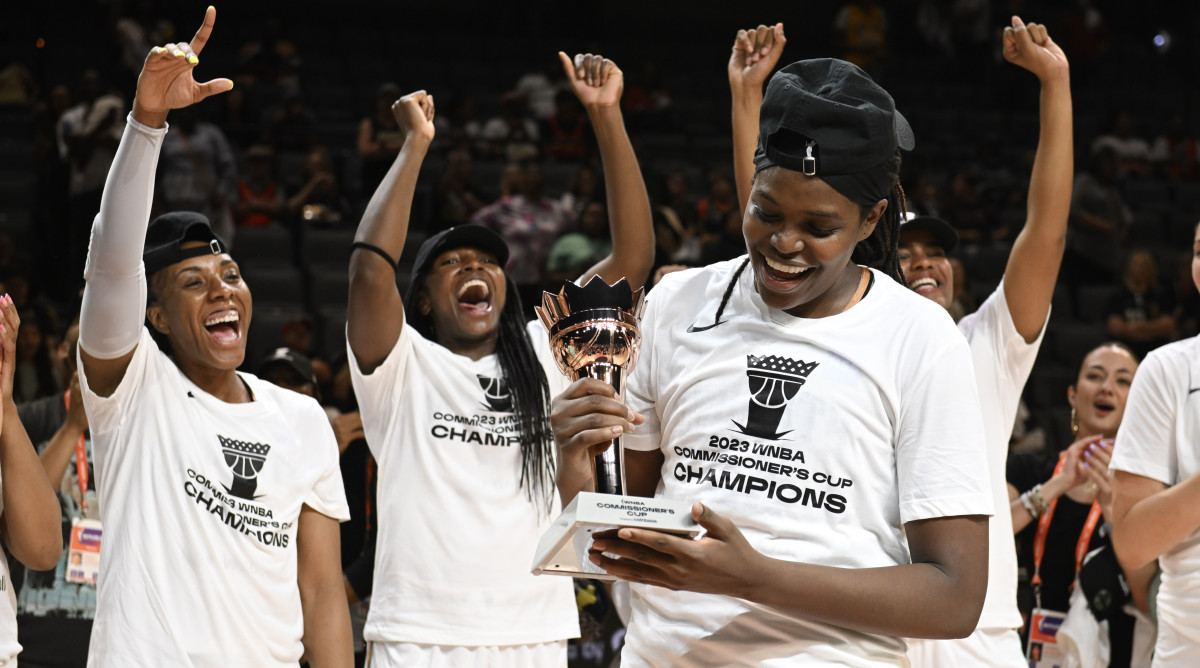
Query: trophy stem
578 362 625 495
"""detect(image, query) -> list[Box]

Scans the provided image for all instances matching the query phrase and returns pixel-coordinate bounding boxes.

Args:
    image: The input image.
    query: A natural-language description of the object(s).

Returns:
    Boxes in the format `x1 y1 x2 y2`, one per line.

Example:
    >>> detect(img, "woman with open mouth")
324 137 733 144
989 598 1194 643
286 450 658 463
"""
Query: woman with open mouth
549 50 993 668
345 52 653 667
74 8 352 666
1007 342 1154 666
1111 219 1200 668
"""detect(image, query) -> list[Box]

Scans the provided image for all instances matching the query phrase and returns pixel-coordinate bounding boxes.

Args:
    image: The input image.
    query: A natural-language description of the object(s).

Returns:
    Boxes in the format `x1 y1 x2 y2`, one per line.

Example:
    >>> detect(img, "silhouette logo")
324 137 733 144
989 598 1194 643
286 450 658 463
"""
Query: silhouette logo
478 375 513 412
219 435 271 500
732 354 820 440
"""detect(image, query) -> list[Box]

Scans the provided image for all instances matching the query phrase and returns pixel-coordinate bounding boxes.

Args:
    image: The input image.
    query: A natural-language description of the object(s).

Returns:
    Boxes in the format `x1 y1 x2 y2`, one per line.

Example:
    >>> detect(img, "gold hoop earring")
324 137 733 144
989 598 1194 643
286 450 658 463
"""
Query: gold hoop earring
1070 407 1079 436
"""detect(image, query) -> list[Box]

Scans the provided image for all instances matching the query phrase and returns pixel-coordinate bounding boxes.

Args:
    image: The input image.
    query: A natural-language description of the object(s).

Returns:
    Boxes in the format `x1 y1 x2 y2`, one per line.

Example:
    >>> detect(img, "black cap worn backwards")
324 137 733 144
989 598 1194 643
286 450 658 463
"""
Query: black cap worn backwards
409 225 510 283
143 211 229 277
901 214 960 254
754 58 915 206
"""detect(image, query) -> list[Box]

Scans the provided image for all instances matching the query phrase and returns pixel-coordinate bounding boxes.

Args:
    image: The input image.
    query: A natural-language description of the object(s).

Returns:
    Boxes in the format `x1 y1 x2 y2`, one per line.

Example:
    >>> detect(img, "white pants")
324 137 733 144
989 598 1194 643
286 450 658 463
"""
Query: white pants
906 627 1026 668
365 640 568 668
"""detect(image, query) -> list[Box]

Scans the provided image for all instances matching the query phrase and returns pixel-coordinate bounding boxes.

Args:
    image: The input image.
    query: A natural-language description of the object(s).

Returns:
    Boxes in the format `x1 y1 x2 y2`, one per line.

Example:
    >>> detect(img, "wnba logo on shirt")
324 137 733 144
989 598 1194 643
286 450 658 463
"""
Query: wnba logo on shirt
218 435 272 500
732 355 820 440
477 375 513 412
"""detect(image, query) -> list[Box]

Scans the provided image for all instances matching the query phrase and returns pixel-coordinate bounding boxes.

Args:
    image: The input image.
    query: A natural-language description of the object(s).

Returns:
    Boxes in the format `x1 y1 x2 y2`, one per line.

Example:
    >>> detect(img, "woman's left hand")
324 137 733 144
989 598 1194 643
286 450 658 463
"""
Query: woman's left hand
1082 439 1116 520
588 502 761 596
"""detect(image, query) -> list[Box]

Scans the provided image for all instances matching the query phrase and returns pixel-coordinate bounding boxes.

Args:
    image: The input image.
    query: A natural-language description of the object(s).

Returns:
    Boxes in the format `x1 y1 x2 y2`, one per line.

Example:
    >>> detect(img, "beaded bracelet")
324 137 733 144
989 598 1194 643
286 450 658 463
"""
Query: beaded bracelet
1019 491 1040 519
1029 483 1051 514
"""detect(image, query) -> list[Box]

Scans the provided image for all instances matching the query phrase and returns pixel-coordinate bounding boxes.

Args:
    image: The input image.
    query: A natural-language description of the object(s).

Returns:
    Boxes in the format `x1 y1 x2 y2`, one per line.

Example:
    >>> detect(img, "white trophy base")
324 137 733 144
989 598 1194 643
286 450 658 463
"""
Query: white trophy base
532 492 702 579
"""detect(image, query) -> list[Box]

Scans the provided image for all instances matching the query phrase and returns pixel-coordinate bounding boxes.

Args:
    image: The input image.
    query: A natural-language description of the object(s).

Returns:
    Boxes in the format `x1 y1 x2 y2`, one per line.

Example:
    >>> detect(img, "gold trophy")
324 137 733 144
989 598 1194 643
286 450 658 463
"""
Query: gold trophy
532 276 700 579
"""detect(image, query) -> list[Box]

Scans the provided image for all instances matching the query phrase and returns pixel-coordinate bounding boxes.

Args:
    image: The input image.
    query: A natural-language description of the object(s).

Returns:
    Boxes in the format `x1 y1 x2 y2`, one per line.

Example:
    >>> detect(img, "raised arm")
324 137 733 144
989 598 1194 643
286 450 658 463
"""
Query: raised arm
728 23 785 211
999 16 1072 342
77 6 232 396
0 297 63 570
558 52 655 290
346 92 435 373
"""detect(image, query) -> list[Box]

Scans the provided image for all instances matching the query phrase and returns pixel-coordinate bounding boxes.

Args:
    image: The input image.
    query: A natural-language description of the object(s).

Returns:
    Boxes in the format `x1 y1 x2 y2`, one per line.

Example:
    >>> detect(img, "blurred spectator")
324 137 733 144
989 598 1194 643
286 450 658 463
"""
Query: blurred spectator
1091 111 1151 179
262 89 317 153
546 200 611 287
915 0 954 60
1149 112 1200 182
941 170 991 246
514 61 561 120
652 204 701 274
155 105 238 242
278 315 334 388
906 173 943 218
286 146 350 227
623 62 673 132
357 82 406 192
949 0 993 69
432 94 483 151
559 165 601 217
234 144 285 228
1065 147 1131 288
542 89 594 163
433 148 485 232
57 70 124 299
833 0 889 74
480 92 540 162
0 60 37 106
696 170 741 261
662 169 698 228
1107 249 1178 359
471 159 575 309
14 313 59 403
112 5 174 88
1056 0 1110 72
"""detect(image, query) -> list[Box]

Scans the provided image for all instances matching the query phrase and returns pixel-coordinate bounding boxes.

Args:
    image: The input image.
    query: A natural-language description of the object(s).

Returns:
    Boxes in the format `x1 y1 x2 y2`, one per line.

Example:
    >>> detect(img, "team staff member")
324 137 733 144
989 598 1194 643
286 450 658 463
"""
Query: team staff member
551 58 992 666
75 8 351 666
346 51 653 667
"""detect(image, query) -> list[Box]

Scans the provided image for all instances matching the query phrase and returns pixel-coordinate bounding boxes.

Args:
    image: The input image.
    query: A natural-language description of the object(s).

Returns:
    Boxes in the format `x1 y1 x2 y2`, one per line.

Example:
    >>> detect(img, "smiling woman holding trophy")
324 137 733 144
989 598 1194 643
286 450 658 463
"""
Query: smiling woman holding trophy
551 56 995 666
345 51 654 666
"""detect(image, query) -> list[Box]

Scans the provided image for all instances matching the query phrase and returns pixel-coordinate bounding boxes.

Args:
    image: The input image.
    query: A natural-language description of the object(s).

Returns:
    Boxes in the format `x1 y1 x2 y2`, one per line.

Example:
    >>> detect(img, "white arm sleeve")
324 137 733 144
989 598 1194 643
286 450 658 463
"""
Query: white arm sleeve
77 114 167 360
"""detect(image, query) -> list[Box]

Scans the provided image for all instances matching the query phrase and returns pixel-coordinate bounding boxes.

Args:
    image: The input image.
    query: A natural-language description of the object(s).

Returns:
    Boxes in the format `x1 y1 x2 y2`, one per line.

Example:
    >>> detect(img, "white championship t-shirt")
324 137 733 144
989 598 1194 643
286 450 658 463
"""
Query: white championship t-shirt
1109 334 1200 667
78 328 350 668
0 474 19 667
620 259 994 667
956 283 1044 630
348 320 579 647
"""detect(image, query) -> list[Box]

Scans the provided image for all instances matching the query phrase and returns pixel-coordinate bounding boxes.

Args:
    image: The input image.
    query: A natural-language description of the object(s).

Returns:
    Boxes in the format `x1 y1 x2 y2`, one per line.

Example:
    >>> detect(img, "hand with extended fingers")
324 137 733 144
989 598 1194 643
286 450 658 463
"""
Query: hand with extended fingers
134 6 234 117
589 501 760 595
729 23 786 91
559 52 623 110
391 90 436 144
0 295 18 433
1003 15 1069 81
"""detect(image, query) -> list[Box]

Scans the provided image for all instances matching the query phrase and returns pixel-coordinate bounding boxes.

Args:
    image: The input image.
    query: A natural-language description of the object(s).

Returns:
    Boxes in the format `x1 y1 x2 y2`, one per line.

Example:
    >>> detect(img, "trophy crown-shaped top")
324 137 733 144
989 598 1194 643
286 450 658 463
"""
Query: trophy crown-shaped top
536 275 645 330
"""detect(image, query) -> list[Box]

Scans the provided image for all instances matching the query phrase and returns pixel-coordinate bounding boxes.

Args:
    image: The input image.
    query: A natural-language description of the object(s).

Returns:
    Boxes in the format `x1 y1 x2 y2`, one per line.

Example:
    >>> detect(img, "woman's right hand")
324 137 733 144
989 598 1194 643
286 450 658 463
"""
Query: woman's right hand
551 378 644 482
133 7 233 118
1047 433 1106 496
728 23 786 92
391 90 436 144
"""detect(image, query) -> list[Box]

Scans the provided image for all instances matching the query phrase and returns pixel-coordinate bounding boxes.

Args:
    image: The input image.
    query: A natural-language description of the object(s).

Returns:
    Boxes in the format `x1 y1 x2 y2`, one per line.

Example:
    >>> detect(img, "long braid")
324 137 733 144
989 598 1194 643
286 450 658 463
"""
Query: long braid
850 150 908 286
405 271 555 512
711 258 750 326
493 276 555 511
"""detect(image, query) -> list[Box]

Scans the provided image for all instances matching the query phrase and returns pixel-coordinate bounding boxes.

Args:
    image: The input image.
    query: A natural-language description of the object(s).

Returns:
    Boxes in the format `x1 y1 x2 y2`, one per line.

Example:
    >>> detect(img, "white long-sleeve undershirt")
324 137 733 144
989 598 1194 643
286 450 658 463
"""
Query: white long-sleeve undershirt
77 114 165 360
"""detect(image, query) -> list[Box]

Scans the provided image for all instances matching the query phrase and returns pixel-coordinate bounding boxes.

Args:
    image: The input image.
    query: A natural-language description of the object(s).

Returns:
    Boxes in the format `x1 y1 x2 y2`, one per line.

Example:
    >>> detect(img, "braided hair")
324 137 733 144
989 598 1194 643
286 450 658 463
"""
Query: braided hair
850 149 908 286
405 267 556 511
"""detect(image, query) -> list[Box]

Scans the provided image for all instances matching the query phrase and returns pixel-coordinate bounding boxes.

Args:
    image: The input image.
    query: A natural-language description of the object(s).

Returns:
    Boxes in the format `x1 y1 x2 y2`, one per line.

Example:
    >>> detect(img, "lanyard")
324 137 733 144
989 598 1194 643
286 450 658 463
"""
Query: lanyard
62 390 88 512
1030 454 1103 609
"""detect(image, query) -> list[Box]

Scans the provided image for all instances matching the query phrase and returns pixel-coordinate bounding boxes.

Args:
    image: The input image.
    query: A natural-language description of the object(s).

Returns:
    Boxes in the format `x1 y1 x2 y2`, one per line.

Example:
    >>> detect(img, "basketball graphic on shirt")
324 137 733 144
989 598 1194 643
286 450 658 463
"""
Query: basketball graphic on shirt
477 375 513 412
732 355 820 440
218 435 272 500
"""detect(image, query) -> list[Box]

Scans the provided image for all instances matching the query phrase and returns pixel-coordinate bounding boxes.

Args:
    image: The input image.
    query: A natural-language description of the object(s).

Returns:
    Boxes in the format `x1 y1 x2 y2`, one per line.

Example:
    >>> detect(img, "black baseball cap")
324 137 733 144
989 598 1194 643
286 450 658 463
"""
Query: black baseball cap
258 347 319 395
754 58 915 205
900 214 959 254
143 211 228 277
410 225 510 283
